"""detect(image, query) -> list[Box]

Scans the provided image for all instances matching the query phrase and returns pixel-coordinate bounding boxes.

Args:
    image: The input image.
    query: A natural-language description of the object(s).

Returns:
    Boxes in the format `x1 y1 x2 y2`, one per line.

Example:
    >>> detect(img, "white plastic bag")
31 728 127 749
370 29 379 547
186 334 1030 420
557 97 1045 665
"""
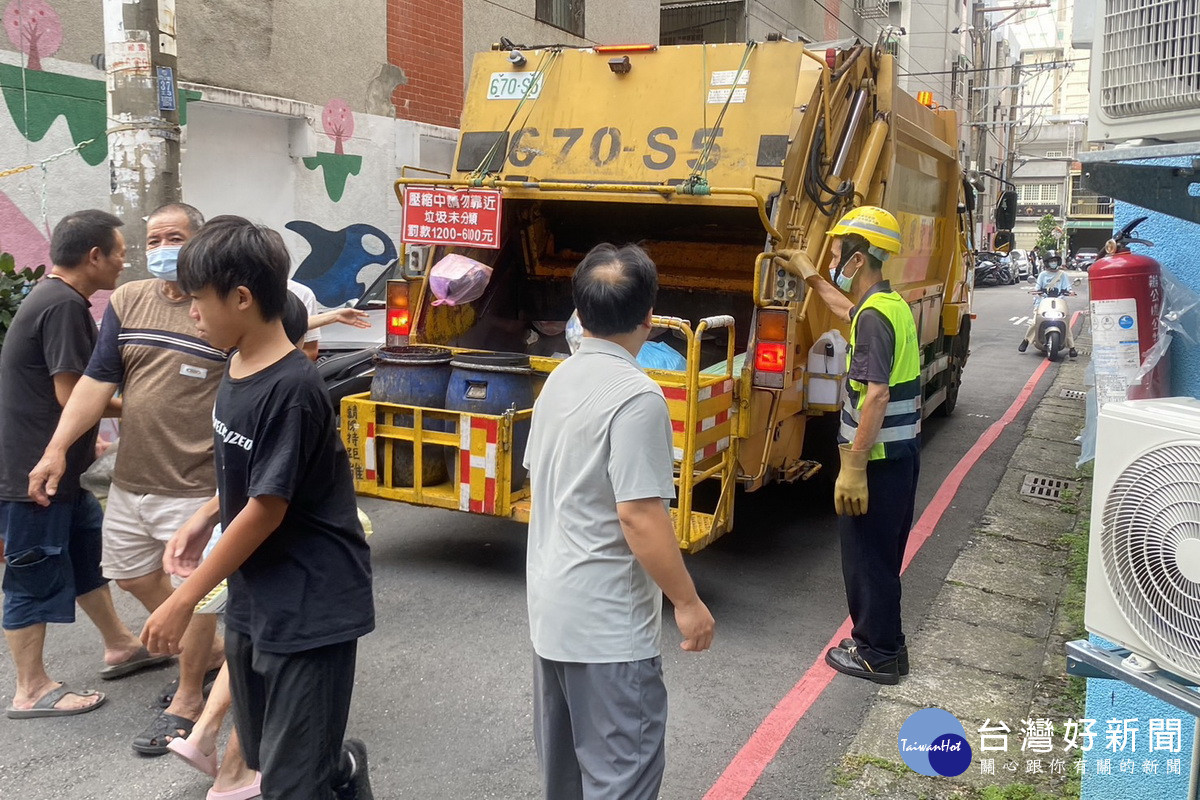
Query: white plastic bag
429 254 493 307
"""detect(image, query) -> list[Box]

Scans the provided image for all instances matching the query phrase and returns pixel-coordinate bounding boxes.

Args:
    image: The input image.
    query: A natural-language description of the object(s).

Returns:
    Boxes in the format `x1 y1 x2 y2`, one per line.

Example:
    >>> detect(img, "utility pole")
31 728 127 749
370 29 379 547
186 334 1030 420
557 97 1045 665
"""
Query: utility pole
103 0 181 283
969 2 990 179
1003 57 1021 184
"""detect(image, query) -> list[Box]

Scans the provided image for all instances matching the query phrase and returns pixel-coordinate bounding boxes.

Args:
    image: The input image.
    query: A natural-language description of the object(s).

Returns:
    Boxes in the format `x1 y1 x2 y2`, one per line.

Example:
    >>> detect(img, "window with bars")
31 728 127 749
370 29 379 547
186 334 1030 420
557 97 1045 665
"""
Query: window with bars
1017 183 1062 204
536 0 585 37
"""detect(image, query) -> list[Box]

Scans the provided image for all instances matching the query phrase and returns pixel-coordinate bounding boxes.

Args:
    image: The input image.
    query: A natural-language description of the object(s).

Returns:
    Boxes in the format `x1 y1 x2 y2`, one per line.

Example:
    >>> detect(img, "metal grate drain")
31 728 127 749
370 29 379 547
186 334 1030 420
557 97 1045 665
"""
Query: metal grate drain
1060 388 1087 400
1021 473 1078 501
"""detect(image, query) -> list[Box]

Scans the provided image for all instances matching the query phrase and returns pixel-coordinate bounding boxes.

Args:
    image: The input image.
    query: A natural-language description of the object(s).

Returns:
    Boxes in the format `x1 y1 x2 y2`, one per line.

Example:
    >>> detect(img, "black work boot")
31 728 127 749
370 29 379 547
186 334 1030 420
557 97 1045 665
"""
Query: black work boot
840 638 909 676
1069 348 1078 358
825 644 900 685
1017 339 1029 353
334 739 374 800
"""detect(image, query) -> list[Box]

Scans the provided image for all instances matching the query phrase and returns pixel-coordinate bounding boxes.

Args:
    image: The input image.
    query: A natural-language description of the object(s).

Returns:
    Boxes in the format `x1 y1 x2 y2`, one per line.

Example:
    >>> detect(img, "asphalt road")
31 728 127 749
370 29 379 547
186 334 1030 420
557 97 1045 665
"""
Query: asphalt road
0 273 1089 800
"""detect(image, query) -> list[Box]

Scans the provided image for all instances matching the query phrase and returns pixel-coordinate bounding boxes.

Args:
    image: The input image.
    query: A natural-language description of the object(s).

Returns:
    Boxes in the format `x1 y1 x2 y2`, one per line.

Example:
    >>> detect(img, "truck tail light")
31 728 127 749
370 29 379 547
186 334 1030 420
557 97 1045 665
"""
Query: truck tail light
386 279 411 342
753 309 790 388
754 342 786 373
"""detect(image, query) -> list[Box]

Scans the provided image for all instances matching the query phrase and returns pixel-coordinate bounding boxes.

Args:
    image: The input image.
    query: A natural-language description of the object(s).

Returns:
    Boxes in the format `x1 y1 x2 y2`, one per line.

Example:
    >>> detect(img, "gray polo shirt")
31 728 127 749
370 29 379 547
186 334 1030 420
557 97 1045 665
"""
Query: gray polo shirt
524 336 676 663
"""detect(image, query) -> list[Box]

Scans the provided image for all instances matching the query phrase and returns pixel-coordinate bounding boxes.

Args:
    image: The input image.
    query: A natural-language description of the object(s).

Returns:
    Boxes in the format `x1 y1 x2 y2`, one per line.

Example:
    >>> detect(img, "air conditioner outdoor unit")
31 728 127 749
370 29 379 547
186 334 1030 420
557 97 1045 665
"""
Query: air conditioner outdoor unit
1085 397 1200 683
1088 0 1200 144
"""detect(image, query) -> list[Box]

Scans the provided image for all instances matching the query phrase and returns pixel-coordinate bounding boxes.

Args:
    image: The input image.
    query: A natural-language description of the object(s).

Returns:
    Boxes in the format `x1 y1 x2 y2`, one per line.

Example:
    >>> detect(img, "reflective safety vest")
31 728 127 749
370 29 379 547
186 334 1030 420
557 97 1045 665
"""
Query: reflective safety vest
838 290 922 461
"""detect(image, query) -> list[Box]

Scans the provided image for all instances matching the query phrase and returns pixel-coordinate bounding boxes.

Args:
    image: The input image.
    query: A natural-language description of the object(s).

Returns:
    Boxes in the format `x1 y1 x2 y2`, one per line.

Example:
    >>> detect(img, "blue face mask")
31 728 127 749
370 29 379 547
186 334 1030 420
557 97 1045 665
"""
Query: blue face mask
146 245 182 281
834 247 859 292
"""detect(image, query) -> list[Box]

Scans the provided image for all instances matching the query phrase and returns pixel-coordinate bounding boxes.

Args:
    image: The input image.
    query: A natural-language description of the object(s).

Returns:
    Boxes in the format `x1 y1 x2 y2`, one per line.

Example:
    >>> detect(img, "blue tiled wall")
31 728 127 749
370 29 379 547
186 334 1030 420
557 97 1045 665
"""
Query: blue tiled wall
1083 157 1200 800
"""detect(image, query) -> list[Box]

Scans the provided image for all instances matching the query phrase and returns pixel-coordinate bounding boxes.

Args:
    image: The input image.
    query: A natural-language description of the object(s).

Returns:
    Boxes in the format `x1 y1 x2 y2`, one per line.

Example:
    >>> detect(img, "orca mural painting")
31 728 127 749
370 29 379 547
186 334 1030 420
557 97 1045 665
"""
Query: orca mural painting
286 219 398 307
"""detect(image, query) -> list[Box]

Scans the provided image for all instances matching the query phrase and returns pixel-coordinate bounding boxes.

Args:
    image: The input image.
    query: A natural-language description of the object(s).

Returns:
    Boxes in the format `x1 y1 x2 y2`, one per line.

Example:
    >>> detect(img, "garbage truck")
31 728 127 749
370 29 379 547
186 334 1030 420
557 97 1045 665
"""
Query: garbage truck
340 36 974 552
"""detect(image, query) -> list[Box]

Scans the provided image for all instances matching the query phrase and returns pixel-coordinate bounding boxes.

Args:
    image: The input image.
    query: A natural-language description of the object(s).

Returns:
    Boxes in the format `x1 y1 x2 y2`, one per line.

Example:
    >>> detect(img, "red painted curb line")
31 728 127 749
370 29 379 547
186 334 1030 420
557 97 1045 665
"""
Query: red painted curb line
702 314 1075 799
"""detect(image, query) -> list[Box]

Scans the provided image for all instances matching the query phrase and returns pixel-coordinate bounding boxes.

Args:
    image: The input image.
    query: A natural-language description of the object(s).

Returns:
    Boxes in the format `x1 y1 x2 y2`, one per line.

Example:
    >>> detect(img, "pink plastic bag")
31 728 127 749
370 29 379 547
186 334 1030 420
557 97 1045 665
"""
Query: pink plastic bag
429 254 493 307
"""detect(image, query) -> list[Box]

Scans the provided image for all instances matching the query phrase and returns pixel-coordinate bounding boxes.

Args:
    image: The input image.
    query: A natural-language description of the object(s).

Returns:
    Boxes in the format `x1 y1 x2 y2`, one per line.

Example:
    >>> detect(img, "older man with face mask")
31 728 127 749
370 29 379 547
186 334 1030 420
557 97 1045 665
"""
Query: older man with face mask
28 203 231 759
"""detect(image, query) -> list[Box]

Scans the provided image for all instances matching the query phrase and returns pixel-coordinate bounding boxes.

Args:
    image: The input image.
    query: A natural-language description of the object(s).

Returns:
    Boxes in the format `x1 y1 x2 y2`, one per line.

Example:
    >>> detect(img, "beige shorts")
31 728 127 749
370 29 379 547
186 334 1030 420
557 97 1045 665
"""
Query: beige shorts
101 485 210 582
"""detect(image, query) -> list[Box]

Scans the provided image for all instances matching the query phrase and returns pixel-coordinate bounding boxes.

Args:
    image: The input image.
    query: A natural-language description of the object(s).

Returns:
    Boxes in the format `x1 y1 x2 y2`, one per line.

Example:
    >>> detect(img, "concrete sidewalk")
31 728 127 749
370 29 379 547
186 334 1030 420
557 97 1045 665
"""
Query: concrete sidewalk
827 321 1094 800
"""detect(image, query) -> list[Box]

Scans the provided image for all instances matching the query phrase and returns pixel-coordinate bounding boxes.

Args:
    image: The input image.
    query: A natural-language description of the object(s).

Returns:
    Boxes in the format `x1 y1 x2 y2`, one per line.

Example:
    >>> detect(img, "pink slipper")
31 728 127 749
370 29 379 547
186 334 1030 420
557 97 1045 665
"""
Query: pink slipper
166 736 217 778
206 772 262 800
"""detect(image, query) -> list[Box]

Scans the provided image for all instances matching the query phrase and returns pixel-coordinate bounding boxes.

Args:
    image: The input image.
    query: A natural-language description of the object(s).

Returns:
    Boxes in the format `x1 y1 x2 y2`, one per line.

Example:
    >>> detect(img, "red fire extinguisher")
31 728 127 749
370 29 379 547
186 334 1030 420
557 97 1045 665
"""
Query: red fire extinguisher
1088 216 1169 400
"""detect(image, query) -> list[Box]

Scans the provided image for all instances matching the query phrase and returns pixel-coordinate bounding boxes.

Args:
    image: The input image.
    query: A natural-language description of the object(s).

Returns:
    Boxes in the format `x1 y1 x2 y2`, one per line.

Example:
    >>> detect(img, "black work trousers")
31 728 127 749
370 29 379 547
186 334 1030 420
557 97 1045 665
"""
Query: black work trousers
838 451 920 668
226 629 358 800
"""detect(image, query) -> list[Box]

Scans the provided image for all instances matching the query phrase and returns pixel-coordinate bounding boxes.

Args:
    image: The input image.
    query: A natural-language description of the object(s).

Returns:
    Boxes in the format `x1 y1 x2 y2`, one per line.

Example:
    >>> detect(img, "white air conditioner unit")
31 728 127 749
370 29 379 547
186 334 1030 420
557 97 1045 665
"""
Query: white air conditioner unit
1088 0 1200 144
1085 397 1200 683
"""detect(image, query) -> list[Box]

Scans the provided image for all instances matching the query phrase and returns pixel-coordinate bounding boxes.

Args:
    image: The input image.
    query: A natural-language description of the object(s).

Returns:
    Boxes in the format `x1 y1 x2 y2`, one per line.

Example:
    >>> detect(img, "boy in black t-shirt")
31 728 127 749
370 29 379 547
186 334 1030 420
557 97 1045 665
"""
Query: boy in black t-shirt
141 215 375 800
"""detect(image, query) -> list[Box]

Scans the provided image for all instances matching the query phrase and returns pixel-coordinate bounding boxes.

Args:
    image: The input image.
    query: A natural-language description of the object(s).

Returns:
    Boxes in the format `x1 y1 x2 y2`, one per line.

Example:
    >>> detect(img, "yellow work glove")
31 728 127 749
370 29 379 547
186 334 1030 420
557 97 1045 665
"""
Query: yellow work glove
772 249 820 282
834 444 869 516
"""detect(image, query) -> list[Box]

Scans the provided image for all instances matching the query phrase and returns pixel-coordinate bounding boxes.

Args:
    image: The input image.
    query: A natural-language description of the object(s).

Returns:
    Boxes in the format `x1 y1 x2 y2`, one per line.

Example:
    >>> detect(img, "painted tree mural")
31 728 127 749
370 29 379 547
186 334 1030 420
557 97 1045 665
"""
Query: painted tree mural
4 0 62 72
322 98 354 155
305 98 361 202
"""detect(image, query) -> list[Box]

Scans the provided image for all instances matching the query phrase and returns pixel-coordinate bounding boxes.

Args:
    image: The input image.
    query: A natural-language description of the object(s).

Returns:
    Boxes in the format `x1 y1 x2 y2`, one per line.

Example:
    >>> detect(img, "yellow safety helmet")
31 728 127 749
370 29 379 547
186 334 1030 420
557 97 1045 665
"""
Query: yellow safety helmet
827 206 903 256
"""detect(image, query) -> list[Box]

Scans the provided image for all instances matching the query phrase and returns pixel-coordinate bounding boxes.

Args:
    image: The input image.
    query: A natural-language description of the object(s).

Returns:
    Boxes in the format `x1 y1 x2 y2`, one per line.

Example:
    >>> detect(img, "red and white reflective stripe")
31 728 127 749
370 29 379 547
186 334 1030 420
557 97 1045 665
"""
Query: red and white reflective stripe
458 418 499 514
662 378 734 404
671 407 731 434
673 436 730 464
364 422 377 481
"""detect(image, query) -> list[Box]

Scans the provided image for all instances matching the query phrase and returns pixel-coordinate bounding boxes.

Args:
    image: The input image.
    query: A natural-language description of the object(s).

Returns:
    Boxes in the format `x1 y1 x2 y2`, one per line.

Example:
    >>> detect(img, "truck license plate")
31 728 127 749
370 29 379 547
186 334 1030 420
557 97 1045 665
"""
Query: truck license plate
487 72 543 101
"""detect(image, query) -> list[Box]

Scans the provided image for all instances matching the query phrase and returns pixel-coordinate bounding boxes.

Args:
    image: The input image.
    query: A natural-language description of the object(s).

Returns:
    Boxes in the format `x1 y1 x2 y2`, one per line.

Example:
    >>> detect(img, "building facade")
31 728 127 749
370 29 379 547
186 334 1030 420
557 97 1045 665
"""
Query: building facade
0 0 657 302
1008 0 1112 256
658 0 967 119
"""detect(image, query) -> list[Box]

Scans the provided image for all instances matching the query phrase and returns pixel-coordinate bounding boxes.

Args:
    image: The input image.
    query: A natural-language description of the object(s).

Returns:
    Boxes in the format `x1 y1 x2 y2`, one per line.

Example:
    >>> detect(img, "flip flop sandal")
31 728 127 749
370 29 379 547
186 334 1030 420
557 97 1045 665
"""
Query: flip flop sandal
133 710 195 756
156 666 222 709
6 683 107 719
98 646 174 680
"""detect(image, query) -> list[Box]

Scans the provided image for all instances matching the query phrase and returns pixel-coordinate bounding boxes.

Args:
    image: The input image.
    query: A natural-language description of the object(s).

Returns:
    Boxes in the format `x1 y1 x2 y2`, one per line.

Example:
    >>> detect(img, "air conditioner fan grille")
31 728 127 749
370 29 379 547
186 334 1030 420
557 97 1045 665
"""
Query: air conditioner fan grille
1100 442 1200 679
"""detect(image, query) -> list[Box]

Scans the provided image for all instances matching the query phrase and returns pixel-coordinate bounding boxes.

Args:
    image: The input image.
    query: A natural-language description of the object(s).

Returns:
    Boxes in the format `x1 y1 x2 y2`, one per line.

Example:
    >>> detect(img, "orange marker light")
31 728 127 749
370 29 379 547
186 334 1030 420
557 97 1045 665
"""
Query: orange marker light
917 91 934 108
593 44 657 53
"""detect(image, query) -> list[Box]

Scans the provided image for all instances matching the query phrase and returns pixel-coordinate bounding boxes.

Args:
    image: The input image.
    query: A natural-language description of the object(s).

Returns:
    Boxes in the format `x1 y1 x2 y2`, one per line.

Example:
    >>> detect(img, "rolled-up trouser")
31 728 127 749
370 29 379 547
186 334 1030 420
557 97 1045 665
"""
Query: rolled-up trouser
1 492 108 630
533 654 667 800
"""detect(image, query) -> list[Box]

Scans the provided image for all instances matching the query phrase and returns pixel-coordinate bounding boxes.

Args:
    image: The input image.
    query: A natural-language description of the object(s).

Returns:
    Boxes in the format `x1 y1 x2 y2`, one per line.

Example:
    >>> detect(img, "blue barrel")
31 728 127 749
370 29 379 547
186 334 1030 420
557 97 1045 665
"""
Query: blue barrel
371 346 453 487
445 353 534 490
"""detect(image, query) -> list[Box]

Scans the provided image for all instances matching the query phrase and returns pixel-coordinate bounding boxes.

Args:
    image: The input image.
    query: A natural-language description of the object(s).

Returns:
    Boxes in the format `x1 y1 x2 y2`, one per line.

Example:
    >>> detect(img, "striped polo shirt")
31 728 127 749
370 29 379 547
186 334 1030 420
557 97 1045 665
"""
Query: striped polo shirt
85 279 226 497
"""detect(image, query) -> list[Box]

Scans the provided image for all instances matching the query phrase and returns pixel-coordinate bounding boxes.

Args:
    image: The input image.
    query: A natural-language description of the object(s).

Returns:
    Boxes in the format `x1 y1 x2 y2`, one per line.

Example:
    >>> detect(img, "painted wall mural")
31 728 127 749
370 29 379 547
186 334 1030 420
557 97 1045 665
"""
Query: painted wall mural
2 1 454 307
0 188 49 269
4 0 61 72
303 98 362 203
286 219 397 307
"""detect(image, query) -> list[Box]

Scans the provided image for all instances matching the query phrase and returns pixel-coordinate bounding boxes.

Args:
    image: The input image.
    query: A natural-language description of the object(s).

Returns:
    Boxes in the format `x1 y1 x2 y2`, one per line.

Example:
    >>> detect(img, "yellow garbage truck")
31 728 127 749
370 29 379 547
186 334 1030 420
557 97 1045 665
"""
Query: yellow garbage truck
340 37 974 552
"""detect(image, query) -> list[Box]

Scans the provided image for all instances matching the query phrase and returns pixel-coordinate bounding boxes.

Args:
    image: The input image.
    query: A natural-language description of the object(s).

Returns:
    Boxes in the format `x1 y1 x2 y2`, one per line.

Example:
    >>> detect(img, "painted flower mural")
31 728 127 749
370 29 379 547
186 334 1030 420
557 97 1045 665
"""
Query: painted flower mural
303 98 362 203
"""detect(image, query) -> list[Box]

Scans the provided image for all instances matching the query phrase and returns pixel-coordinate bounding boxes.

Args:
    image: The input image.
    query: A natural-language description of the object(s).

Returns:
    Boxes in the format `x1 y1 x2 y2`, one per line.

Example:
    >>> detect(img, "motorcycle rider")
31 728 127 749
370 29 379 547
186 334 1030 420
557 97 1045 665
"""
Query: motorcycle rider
1018 250 1076 358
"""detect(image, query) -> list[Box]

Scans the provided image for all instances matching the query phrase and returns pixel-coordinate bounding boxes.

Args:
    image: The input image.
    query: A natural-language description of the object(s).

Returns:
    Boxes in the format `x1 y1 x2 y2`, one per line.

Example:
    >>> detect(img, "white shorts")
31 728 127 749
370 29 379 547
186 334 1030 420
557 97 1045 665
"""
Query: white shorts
101 485 210 582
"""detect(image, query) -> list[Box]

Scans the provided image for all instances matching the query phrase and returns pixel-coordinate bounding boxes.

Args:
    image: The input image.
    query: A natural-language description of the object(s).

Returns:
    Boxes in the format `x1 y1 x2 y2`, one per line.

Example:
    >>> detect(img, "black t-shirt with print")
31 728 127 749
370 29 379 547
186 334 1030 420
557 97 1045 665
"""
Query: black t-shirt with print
0 278 99 501
213 348 374 653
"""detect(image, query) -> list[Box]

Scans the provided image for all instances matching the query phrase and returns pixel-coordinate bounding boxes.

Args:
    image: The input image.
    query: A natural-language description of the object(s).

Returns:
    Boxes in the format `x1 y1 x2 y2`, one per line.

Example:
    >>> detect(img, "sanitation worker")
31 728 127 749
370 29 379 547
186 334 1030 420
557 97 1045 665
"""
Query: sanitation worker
774 206 919 685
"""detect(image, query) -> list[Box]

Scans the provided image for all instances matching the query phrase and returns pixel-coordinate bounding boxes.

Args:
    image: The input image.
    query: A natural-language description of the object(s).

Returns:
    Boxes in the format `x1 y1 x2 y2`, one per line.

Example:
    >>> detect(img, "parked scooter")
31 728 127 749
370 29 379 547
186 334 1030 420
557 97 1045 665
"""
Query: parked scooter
319 346 378 411
973 251 1015 287
1027 285 1075 361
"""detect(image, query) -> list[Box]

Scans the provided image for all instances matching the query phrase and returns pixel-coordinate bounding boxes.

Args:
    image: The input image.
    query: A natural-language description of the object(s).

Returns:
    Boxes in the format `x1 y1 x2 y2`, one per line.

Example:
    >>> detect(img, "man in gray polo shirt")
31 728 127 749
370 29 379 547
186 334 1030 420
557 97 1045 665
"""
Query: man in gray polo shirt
524 243 715 800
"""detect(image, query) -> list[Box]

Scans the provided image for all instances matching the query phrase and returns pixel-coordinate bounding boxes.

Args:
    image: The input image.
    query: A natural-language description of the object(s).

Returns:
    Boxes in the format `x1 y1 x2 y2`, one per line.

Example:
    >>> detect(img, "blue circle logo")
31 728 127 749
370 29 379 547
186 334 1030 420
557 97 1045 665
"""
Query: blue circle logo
1118 315 1135 329
898 708 973 776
